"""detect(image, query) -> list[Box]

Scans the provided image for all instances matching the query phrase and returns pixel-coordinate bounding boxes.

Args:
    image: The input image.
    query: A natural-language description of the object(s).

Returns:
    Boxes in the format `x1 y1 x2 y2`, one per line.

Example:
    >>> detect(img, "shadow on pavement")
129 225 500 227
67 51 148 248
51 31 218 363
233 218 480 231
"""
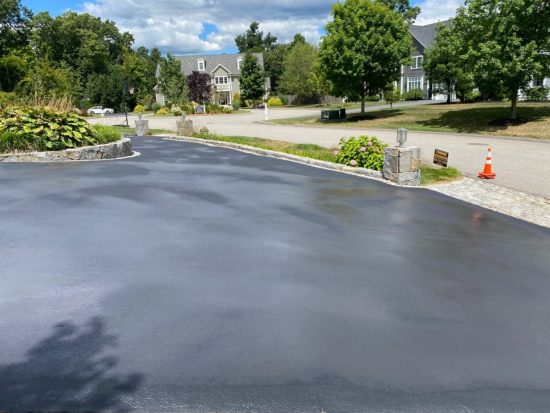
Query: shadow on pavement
0 317 142 412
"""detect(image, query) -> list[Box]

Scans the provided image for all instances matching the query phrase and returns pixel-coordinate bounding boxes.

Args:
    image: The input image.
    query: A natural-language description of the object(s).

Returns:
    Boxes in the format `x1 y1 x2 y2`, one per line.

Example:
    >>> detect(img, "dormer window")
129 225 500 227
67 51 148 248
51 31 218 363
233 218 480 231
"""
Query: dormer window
237 58 243 71
198 60 205 71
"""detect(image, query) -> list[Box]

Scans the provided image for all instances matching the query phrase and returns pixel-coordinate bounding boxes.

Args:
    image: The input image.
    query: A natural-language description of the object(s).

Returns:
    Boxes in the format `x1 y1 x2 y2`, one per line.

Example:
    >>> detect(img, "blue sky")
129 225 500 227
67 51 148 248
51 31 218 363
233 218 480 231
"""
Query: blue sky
21 0 462 55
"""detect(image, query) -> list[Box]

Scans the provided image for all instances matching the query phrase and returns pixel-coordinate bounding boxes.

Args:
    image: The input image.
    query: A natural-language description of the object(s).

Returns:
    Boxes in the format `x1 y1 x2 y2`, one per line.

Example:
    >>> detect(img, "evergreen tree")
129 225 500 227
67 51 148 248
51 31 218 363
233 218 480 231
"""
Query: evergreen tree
239 52 265 105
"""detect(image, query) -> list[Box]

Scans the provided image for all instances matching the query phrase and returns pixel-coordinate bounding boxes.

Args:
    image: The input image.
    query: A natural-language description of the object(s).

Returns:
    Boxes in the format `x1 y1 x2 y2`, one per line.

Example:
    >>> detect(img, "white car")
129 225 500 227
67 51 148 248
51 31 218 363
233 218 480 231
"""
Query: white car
88 106 115 115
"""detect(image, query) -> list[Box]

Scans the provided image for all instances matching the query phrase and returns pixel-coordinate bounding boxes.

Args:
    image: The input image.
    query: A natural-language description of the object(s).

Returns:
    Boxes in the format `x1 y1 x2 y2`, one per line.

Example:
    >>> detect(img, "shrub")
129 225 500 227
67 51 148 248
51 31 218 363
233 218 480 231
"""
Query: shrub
151 102 162 112
181 103 195 114
0 92 17 109
232 100 241 110
464 90 481 103
223 107 233 114
524 86 549 101
92 125 122 144
335 135 388 171
0 106 98 152
267 97 283 106
133 104 145 113
366 95 381 102
403 89 424 100
171 105 182 116
206 103 223 114
279 95 289 105
155 108 170 116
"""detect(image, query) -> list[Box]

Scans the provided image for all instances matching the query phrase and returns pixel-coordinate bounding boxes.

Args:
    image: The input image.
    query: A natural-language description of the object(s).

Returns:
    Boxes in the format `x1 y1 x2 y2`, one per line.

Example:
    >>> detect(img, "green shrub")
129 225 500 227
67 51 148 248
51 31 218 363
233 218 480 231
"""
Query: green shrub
403 89 424 100
464 90 481 103
524 86 549 101
279 95 289 105
232 100 241 110
151 102 162 112
92 125 121 144
181 103 195 114
0 106 98 152
0 92 17 109
206 103 223 114
170 105 182 116
267 97 283 106
133 104 145 113
335 135 388 171
366 95 381 102
155 107 170 116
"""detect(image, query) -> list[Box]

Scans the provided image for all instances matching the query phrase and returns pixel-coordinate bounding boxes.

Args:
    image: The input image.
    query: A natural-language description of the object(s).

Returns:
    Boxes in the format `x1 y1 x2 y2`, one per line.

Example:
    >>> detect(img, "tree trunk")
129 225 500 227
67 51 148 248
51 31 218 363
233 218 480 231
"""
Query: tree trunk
510 97 518 120
447 80 452 104
361 93 365 114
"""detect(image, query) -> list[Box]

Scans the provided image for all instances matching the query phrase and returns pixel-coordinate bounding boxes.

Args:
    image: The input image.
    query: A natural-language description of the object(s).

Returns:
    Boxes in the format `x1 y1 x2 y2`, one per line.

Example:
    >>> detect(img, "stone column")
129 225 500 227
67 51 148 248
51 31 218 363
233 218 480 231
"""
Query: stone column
135 119 149 136
383 146 421 186
176 119 195 136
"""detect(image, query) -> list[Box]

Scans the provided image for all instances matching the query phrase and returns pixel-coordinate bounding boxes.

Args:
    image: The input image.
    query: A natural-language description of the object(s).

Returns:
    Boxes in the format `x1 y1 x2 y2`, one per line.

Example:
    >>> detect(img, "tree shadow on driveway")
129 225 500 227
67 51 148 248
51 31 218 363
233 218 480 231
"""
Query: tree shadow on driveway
0 317 142 412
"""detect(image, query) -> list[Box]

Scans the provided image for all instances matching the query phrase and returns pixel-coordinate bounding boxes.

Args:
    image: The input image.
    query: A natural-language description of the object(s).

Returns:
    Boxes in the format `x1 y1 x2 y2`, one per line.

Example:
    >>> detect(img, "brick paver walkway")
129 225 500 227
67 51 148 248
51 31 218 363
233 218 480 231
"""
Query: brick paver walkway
428 177 550 229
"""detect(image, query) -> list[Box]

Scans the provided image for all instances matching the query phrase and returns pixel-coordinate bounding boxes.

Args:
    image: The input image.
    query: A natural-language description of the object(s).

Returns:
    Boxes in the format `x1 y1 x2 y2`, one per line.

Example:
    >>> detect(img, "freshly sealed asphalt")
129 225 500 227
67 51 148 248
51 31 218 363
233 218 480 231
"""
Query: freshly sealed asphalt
1 137 550 412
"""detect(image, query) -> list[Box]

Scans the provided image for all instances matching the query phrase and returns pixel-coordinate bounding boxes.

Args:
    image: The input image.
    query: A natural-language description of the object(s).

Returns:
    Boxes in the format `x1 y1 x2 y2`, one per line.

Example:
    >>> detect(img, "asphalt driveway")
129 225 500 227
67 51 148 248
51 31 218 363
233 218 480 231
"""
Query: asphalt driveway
1 137 550 412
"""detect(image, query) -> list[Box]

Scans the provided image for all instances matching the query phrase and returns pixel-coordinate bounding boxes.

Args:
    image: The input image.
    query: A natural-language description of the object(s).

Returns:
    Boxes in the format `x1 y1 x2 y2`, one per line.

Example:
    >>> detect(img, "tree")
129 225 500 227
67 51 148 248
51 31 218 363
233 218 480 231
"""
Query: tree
319 0 411 113
377 0 420 24
187 71 211 103
16 59 78 97
424 23 463 103
239 52 265 105
158 53 188 106
235 22 281 92
235 22 277 53
0 52 27 92
280 42 323 102
454 0 550 119
384 84 401 108
0 0 32 56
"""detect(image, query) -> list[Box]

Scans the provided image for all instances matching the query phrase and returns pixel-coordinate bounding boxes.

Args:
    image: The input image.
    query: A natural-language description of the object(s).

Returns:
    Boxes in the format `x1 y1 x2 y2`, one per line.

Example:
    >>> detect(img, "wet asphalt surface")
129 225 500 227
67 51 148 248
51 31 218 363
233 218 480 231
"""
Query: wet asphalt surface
1 137 550 412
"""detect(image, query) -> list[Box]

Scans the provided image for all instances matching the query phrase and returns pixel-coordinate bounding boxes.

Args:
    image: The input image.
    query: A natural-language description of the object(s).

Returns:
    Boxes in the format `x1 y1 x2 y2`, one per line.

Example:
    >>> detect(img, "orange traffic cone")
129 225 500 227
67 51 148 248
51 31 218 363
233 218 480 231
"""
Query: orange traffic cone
478 147 496 179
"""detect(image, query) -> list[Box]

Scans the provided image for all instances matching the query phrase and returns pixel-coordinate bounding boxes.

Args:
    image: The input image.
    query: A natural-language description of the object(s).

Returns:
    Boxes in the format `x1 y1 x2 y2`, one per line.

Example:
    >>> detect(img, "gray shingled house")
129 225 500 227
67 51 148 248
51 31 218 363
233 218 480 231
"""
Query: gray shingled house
156 52 270 106
401 20 451 100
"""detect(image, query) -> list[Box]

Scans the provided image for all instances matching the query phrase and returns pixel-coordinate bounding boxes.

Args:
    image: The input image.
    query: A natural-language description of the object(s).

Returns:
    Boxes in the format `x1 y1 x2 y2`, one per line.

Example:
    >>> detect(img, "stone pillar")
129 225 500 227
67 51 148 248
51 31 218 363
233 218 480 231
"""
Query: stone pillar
176 119 195 136
383 146 421 186
135 119 149 136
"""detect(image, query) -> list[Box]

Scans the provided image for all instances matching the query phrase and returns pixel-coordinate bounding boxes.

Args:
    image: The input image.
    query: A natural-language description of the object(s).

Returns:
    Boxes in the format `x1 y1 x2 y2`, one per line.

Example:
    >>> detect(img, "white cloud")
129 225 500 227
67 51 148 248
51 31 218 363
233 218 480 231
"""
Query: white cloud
81 0 333 54
414 0 464 25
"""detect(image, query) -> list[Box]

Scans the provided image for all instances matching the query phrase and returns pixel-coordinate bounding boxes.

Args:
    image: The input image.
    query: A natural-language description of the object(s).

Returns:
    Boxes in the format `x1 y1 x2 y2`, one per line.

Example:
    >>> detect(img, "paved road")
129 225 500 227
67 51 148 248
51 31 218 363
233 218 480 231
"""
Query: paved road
90 105 550 198
1 138 550 412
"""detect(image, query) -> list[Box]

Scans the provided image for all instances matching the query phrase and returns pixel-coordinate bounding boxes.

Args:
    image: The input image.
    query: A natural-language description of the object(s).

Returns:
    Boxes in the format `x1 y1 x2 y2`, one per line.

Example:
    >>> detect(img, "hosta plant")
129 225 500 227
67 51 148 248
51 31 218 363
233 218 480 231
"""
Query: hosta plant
335 135 388 171
0 106 98 152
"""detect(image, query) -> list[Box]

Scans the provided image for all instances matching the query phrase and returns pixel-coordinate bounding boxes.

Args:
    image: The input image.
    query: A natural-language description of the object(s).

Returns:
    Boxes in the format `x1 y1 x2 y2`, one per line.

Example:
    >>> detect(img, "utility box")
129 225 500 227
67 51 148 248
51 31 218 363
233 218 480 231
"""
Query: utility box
321 108 346 120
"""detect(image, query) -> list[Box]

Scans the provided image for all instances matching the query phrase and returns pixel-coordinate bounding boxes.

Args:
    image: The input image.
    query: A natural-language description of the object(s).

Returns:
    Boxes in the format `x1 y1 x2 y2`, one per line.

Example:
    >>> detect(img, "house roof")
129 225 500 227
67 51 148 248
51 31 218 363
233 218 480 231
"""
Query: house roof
409 20 450 49
176 52 265 76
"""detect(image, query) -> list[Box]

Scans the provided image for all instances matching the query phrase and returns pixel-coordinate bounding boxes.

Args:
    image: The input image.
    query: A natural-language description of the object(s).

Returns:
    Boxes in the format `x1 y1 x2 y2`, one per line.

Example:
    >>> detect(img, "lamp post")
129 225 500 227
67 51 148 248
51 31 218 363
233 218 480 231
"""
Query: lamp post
397 128 408 147
123 84 135 127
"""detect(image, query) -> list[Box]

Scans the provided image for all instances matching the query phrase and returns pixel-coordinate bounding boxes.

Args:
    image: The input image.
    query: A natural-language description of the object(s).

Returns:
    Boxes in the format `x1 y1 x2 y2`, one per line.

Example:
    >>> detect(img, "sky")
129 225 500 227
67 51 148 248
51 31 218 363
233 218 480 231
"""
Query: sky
21 0 464 55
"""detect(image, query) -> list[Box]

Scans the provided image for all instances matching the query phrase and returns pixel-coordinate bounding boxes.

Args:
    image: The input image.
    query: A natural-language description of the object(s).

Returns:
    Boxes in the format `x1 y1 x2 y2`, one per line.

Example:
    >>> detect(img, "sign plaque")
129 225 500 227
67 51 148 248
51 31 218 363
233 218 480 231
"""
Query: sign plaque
433 149 449 167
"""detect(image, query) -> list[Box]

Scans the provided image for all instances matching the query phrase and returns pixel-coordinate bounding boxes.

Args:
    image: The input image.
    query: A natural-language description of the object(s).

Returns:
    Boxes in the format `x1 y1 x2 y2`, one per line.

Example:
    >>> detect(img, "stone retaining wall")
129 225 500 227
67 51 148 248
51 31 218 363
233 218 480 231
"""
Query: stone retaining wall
0 138 132 162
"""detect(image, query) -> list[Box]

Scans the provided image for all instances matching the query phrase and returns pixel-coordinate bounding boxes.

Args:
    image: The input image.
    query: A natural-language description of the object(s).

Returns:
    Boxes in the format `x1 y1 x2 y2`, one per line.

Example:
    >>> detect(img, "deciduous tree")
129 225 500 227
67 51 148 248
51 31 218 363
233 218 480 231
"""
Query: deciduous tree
319 0 411 113
187 71 211 103
158 54 188 106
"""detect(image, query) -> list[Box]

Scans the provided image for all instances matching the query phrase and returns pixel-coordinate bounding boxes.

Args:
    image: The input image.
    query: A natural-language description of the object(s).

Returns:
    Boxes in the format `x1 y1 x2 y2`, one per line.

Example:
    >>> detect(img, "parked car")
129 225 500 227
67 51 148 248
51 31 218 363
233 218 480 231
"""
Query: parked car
88 106 115 115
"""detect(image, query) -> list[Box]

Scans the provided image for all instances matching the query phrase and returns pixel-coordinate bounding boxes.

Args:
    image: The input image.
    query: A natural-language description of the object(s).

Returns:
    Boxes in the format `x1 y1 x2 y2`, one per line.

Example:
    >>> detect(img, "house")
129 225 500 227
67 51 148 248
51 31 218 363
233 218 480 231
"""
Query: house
400 20 451 100
402 20 550 101
155 52 270 106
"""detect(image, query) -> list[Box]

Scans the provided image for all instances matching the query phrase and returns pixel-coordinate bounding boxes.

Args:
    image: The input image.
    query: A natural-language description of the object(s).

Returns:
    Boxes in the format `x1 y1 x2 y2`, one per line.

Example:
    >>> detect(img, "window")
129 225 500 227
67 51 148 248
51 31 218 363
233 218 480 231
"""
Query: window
237 58 243 71
214 76 228 85
411 56 423 69
408 76 422 91
198 60 205 71
533 78 544 87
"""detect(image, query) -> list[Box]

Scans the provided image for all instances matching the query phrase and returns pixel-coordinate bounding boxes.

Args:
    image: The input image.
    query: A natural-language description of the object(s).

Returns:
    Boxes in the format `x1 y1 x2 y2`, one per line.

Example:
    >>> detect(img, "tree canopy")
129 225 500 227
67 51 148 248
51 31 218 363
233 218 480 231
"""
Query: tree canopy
453 0 550 118
319 0 411 112
158 54 188 107
187 71 211 103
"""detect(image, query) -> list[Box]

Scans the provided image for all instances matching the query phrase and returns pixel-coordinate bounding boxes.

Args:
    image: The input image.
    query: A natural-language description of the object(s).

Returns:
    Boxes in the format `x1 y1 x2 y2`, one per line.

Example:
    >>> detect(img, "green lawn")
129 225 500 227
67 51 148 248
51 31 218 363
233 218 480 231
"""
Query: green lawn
108 125 174 136
271 101 384 110
420 165 462 185
272 102 550 139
